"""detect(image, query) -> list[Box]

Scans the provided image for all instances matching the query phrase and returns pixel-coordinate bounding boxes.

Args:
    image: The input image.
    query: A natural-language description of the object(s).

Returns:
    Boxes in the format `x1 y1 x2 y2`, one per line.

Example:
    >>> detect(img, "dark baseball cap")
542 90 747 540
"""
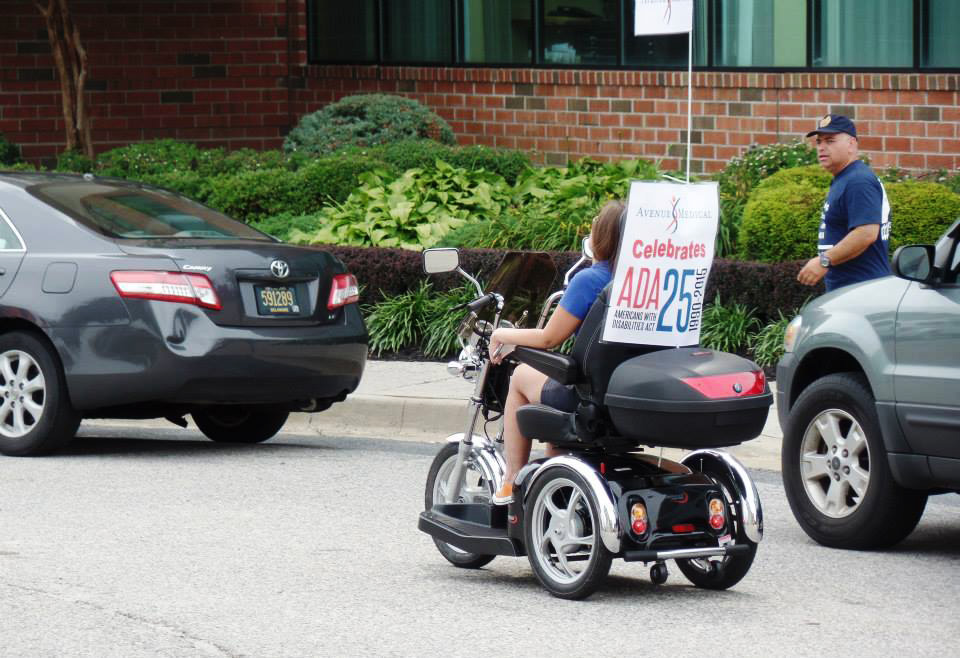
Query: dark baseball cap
805 114 857 138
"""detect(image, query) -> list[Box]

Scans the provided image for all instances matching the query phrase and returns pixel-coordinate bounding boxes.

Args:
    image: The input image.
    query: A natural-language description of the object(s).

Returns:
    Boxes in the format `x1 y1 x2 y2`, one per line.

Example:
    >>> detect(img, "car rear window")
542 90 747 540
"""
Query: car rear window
30 182 272 241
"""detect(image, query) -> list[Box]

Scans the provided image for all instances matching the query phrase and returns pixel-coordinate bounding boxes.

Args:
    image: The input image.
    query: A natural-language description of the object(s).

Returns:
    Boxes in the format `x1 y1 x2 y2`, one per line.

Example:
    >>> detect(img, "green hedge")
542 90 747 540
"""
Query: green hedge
0 133 22 166
739 165 960 261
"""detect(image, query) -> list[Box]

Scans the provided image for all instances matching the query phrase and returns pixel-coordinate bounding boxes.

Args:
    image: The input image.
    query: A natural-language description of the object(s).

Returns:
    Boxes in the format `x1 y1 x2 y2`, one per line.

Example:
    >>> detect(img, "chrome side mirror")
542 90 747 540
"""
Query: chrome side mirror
582 236 594 260
892 244 935 283
423 247 460 274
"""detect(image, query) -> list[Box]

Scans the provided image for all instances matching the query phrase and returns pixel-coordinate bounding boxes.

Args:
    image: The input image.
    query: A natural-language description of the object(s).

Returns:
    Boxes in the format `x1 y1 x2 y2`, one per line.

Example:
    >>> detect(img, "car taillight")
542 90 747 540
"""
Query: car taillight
110 271 222 310
681 370 765 399
328 273 359 310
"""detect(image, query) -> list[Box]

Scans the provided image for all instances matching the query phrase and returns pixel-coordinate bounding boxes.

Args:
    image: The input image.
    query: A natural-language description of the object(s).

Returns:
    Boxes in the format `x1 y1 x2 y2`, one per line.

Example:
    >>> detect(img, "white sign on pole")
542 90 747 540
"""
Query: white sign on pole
634 0 693 36
602 180 719 347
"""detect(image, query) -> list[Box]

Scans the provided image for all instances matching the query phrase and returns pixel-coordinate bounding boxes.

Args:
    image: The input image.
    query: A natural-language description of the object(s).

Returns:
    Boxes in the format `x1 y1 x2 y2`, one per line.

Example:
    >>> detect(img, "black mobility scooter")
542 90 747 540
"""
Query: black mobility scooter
418 246 772 599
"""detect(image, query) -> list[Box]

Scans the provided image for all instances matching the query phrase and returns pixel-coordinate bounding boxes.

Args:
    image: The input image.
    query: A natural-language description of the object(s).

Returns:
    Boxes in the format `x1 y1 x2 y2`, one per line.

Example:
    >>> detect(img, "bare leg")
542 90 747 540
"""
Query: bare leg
502 364 548 486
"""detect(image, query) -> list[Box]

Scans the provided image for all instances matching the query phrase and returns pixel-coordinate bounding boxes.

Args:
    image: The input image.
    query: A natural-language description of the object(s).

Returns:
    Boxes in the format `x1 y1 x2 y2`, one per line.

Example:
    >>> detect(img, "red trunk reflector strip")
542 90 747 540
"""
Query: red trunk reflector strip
672 524 695 534
110 271 221 310
681 370 765 399
328 273 359 310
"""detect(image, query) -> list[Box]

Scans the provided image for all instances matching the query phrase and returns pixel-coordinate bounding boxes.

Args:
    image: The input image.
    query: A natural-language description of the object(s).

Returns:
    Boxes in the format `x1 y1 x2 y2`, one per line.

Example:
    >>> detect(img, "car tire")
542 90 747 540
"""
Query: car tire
0 331 80 457
192 405 289 443
782 372 927 549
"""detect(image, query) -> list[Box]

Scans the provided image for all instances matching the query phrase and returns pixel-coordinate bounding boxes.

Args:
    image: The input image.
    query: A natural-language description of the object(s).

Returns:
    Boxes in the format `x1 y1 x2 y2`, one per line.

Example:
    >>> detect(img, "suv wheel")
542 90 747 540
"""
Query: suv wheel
782 373 927 549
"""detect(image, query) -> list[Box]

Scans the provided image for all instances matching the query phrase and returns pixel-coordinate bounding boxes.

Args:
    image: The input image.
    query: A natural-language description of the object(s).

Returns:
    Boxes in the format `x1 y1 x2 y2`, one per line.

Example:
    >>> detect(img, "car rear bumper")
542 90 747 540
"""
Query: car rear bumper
51 302 368 410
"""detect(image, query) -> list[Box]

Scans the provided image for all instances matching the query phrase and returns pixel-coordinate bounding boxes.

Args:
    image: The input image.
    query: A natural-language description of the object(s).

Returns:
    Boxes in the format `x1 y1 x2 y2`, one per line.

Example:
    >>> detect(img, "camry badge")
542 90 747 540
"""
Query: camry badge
270 259 290 279
182 264 212 272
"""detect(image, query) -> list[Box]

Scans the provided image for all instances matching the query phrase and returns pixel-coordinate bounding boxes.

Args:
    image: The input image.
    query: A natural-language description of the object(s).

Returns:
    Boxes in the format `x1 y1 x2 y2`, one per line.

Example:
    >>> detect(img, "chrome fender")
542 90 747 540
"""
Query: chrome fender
681 449 763 543
443 433 506 493
518 455 620 554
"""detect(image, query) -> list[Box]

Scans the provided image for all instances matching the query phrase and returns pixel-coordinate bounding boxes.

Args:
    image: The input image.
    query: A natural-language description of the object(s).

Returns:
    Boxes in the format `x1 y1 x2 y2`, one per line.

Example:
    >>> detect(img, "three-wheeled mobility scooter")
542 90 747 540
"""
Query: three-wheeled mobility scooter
417 244 772 599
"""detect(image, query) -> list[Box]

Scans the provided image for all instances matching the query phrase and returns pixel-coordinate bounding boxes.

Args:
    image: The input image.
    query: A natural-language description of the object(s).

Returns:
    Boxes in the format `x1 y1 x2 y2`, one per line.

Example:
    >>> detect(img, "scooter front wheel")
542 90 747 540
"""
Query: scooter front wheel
424 442 496 569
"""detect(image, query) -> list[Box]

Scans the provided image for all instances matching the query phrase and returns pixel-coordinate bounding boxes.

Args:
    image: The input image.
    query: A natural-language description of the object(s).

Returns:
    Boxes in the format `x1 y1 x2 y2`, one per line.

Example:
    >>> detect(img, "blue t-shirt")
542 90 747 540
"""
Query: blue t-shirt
818 159 891 291
559 261 612 320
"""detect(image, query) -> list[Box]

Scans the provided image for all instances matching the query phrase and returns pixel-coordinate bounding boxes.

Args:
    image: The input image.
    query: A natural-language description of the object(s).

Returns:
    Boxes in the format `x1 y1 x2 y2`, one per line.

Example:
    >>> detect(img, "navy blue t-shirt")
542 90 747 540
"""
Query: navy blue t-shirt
818 160 891 291
559 261 611 320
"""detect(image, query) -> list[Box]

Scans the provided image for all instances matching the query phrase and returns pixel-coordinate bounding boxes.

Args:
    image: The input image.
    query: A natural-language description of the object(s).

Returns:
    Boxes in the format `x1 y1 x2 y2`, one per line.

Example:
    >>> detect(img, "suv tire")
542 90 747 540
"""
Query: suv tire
782 372 927 549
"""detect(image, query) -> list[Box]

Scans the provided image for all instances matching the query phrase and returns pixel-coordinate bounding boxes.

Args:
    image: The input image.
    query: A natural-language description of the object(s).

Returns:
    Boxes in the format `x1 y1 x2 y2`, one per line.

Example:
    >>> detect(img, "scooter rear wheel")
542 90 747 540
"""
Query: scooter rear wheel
524 466 612 599
675 464 757 590
424 442 496 569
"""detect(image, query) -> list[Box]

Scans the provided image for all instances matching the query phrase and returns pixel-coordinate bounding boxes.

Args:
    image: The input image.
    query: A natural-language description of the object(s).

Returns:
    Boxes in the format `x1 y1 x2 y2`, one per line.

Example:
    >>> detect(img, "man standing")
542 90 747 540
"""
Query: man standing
797 114 891 291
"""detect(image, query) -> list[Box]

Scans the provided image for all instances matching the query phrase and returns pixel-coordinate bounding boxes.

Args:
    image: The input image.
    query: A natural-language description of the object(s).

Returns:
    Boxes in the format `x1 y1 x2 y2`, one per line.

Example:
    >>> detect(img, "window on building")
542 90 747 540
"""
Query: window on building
541 0 619 66
922 0 960 68
461 0 533 64
307 0 378 63
624 0 707 67
304 0 957 72
383 0 453 64
811 0 913 68
711 0 805 67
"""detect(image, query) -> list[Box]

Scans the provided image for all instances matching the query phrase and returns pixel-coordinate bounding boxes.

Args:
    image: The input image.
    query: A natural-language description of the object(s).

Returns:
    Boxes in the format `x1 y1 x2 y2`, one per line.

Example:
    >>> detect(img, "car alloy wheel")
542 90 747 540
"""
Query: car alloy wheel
799 407 870 519
0 349 46 438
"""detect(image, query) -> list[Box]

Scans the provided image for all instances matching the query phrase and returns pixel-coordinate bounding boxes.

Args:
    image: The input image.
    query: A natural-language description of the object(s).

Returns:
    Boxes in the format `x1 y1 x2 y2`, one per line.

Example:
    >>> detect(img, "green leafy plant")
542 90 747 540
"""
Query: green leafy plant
886 181 960 250
738 180 827 262
284 94 456 157
289 161 512 249
748 311 793 367
699 295 759 354
420 284 479 358
0 133 22 166
716 141 818 257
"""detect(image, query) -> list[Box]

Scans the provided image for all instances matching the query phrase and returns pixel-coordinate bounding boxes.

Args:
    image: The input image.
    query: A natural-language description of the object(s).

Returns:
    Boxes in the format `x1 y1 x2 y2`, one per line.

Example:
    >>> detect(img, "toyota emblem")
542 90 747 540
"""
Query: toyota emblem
270 259 290 279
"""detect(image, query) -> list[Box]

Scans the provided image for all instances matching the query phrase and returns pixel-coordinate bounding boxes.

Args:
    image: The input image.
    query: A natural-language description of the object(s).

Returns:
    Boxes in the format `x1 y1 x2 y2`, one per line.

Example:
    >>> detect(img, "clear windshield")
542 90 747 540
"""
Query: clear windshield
484 252 559 327
31 182 271 241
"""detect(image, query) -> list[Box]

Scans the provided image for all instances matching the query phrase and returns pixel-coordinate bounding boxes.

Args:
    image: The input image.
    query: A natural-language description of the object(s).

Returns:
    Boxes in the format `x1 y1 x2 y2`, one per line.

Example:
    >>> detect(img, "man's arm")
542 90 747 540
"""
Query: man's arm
797 224 879 285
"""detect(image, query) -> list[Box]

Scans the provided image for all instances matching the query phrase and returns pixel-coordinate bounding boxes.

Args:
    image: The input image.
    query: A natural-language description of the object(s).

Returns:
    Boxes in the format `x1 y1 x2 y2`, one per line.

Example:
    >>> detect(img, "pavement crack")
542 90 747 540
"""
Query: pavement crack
0 580 239 657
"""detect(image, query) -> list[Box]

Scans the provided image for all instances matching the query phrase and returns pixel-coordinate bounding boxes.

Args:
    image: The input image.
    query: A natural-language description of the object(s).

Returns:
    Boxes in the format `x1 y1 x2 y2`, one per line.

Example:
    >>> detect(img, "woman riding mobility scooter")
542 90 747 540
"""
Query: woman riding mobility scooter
417 241 772 599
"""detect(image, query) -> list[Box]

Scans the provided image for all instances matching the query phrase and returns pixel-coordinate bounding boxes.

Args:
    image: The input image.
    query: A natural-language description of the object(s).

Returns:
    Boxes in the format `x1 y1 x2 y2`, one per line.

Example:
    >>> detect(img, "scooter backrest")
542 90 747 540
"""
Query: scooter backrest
570 284 666 404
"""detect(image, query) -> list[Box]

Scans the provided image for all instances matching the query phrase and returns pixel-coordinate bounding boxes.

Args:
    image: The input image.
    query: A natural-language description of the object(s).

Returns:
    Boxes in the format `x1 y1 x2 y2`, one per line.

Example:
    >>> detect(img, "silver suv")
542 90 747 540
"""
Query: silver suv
776 218 960 549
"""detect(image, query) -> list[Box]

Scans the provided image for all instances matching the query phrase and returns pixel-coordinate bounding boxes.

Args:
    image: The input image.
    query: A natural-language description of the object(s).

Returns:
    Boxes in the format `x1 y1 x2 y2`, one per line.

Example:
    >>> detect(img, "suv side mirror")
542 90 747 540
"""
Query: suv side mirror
892 244 935 283
423 247 460 274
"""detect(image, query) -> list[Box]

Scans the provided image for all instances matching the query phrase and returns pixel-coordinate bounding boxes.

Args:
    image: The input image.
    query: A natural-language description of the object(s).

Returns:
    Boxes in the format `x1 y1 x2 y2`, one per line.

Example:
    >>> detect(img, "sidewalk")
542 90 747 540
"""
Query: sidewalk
84 359 784 472
299 360 785 472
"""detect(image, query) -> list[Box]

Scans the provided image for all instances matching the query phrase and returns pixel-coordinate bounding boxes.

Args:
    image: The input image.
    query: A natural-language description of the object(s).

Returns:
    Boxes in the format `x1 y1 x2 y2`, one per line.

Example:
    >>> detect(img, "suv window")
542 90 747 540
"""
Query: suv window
30 182 271 241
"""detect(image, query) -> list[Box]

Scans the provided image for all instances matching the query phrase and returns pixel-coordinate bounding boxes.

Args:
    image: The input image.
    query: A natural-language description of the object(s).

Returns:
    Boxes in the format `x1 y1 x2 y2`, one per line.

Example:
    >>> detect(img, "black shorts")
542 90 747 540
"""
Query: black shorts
540 378 579 413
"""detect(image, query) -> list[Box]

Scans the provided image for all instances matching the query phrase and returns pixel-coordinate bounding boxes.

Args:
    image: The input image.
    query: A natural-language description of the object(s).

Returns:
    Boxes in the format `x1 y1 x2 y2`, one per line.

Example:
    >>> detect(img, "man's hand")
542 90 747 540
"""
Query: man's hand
797 257 827 286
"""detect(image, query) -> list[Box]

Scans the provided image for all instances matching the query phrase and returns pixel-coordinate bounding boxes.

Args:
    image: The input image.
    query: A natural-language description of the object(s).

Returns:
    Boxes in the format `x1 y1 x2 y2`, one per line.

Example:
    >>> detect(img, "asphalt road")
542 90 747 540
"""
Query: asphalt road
1 425 958 658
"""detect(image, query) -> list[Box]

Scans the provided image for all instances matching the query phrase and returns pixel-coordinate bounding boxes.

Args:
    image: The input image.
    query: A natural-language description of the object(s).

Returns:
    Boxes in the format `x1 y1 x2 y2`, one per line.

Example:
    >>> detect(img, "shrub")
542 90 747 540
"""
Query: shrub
715 141 818 257
748 311 794 367
250 212 325 242
204 156 394 223
0 134 22 166
707 259 816 324
55 150 95 173
699 295 759 354
94 139 214 178
284 94 456 157
347 140 532 185
739 168 960 261
886 181 960 250
738 181 826 262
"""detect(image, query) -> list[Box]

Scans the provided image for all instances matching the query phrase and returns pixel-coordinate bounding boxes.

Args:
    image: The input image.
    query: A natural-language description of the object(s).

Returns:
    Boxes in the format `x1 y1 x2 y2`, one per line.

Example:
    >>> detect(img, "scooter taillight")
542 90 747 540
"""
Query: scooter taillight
630 502 648 536
708 497 726 530
681 370 765 399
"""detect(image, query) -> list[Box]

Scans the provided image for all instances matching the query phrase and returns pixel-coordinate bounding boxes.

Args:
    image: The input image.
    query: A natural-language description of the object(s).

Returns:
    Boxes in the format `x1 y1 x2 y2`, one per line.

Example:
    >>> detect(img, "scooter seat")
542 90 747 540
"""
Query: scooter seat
517 403 579 444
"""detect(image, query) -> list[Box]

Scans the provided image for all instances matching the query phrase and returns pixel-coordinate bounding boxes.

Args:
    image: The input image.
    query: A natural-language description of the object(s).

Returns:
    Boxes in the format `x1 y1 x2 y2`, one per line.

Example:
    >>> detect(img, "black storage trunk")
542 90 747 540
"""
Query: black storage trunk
603 348 772 449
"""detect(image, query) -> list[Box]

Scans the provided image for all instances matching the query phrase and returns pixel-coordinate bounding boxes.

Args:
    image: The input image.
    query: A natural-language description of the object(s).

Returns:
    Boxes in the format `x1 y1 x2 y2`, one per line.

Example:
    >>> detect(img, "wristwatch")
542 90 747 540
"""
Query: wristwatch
819 252 832 268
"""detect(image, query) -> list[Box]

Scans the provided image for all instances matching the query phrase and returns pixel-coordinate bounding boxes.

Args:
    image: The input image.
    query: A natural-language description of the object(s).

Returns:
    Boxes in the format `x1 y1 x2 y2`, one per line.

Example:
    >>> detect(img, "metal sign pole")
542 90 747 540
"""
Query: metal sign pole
686 27 692 183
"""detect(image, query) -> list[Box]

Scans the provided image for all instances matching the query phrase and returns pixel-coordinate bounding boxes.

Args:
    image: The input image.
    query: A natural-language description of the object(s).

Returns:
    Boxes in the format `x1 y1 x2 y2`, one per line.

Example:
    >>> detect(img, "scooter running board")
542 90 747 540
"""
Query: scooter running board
623 543 751 562
419 508 523 557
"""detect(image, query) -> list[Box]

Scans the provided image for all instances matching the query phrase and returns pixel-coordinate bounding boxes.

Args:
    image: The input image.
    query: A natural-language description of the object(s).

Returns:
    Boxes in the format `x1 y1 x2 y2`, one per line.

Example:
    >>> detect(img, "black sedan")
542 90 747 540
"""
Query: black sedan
0 172 367 456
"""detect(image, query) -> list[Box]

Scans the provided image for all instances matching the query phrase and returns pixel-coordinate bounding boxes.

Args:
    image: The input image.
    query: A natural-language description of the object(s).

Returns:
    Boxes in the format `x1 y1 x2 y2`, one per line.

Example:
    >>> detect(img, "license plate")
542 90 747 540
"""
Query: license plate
255 285 300 315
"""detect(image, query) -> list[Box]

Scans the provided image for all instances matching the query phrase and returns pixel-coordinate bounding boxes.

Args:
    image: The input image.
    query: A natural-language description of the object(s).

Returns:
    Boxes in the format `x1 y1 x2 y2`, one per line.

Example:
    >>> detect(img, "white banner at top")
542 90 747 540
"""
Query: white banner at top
634 0 693 35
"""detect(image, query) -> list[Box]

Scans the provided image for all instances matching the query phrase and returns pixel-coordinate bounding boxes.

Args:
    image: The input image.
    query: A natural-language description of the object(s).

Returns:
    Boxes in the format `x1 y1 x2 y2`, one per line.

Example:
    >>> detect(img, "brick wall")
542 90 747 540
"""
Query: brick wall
299 67 960 174
0 0 298 163
1 1 957 174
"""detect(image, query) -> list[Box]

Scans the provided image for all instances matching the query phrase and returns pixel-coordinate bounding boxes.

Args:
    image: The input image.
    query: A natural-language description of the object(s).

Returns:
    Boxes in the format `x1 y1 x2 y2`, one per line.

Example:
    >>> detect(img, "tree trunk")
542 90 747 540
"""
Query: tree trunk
34 0 93 160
